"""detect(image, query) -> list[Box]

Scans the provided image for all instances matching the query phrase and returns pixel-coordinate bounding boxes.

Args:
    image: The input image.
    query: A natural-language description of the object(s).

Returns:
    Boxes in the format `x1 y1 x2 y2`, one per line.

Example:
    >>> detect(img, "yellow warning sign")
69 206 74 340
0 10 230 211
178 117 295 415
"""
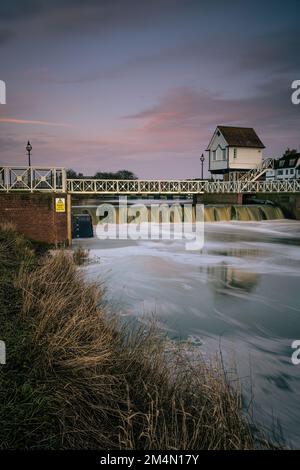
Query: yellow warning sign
55 198 66 213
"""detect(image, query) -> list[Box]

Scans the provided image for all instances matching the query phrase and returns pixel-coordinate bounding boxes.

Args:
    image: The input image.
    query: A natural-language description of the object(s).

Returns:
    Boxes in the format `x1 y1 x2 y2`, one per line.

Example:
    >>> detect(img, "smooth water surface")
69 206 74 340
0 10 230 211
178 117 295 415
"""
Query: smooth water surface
74 219 300 447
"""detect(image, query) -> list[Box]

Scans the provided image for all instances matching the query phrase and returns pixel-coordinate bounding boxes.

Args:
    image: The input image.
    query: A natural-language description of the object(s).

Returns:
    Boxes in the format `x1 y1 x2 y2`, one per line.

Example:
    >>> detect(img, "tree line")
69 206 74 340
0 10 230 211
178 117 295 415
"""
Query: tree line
66 169 138 180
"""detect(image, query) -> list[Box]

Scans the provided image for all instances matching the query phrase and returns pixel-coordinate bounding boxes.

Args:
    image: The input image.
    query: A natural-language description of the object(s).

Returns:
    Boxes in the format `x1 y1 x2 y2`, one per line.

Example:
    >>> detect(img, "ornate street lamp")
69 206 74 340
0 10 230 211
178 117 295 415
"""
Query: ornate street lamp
200 153 205 180
26 141 32 167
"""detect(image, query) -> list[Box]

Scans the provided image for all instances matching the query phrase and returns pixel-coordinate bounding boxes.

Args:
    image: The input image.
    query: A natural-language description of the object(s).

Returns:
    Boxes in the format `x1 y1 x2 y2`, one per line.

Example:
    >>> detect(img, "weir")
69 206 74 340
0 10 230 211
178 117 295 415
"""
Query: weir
204 204 284 222
72 203 285 225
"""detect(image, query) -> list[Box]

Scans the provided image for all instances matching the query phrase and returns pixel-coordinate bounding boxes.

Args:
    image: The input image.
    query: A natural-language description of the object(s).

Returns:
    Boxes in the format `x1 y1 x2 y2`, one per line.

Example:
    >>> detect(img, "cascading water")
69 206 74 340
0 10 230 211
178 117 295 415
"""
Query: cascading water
204 206 216 222
73 203 285 224
206 204 284 221
260 205 284 220
214 206 232 222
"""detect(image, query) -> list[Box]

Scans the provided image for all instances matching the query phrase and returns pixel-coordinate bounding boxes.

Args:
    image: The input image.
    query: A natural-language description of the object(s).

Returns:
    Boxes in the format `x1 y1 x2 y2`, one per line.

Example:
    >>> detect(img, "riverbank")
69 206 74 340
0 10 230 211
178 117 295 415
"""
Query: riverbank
0 224 276 449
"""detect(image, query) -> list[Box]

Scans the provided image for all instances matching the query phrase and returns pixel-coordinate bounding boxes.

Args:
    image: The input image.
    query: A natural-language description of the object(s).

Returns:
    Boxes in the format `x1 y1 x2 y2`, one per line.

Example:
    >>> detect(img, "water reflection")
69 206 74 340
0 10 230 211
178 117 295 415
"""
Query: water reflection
206 263 259 293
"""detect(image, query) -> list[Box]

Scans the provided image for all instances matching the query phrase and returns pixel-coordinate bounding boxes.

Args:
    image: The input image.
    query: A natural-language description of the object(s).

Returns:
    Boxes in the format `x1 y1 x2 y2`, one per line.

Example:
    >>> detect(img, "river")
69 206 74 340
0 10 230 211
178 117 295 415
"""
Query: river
74 218 300 448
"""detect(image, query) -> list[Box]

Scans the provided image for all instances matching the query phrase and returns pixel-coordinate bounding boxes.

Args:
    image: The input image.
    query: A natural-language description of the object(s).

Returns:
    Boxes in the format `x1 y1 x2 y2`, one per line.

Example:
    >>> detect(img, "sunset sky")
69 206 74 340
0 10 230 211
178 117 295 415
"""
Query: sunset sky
0 0 299 178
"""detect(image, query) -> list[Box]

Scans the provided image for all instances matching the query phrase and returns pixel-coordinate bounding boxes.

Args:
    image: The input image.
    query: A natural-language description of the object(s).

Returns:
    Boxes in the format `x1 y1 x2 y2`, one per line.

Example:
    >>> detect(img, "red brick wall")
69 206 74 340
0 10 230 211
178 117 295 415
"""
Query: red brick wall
0 193 69 245
194 193 244 205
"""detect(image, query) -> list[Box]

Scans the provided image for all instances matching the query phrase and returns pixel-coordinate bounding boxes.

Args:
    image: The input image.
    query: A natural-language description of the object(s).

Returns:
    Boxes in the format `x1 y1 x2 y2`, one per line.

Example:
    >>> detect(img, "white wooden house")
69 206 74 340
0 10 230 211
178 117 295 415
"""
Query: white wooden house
206 126 265 177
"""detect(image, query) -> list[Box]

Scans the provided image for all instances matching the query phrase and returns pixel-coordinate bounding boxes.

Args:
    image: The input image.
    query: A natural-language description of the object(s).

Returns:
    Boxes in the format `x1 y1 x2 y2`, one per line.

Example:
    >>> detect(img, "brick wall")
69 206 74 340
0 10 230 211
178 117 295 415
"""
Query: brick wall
0 193 70 245
194 193 243 205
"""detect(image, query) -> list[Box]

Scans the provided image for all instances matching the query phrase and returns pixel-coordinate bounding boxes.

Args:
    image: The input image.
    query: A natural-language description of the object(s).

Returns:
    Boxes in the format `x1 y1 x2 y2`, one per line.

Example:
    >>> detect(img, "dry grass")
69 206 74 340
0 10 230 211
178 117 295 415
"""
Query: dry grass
72 244 89 266
0 225 275 449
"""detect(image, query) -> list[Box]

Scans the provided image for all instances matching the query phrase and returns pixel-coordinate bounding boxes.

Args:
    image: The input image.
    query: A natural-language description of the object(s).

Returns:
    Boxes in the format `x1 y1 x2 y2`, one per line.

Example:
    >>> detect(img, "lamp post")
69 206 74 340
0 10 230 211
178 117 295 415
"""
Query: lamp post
26 141 33 189
26 141 32 167
200 153 205 180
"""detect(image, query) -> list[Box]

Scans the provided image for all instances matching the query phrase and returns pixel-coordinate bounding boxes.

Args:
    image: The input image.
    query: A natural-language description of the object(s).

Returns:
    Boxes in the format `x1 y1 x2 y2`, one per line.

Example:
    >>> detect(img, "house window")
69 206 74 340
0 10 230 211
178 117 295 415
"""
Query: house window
277 170 283 175
233 148 237 159
279 161 284 167
290 168 294 174
212 150 216 161
290 159 296 166
222 148 227 160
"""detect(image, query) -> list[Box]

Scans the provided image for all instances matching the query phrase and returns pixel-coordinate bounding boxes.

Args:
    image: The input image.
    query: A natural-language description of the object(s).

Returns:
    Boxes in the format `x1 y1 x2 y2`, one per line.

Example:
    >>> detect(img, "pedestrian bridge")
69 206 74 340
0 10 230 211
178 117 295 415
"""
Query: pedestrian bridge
1 166 300 194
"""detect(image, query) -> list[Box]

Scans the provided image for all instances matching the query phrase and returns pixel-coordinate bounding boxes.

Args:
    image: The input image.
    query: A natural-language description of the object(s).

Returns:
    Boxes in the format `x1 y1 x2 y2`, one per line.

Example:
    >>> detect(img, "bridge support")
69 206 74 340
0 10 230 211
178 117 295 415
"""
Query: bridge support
0 193 72 246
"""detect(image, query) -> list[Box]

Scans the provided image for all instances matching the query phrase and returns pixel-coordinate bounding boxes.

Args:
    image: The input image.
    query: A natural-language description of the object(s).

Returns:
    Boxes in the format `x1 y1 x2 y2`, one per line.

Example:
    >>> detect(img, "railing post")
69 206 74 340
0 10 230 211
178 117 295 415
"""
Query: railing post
5 168 9 192
30 167 33 192
62 168 67 193
53 169 57 192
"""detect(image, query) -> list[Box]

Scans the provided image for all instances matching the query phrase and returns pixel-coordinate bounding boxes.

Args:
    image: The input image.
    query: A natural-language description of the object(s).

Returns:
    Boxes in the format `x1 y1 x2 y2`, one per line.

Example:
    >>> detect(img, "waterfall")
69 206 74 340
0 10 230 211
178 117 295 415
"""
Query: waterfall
214 206 232 221
205 204 284 222
73 203 285 225
204 206 216 222
260 205 284 220
234 206 257 221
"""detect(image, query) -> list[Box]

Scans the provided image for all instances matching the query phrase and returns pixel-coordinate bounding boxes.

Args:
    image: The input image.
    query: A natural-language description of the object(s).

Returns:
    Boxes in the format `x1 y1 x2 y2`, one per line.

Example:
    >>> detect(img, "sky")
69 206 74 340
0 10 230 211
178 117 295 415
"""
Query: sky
0 0 299 178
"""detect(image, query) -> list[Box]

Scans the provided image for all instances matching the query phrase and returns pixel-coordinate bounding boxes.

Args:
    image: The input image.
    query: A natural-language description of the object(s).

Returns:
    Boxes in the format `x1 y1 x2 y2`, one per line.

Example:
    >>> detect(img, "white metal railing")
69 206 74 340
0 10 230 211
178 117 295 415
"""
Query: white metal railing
238 157 274 182
0 167 66 192
204 179 300 193
1 167 299 194
66 179 205 194
67 177 300 194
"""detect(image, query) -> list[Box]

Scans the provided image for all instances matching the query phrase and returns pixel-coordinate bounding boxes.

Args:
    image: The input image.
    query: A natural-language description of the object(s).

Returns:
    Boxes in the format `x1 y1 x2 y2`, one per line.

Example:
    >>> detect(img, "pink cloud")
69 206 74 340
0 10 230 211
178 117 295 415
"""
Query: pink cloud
0 118 70 127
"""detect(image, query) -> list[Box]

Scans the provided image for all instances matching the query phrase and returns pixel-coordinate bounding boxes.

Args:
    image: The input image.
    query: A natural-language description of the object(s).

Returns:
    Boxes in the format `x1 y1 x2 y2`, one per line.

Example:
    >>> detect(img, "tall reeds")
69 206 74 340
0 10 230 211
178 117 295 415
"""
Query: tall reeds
0 224 274 449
